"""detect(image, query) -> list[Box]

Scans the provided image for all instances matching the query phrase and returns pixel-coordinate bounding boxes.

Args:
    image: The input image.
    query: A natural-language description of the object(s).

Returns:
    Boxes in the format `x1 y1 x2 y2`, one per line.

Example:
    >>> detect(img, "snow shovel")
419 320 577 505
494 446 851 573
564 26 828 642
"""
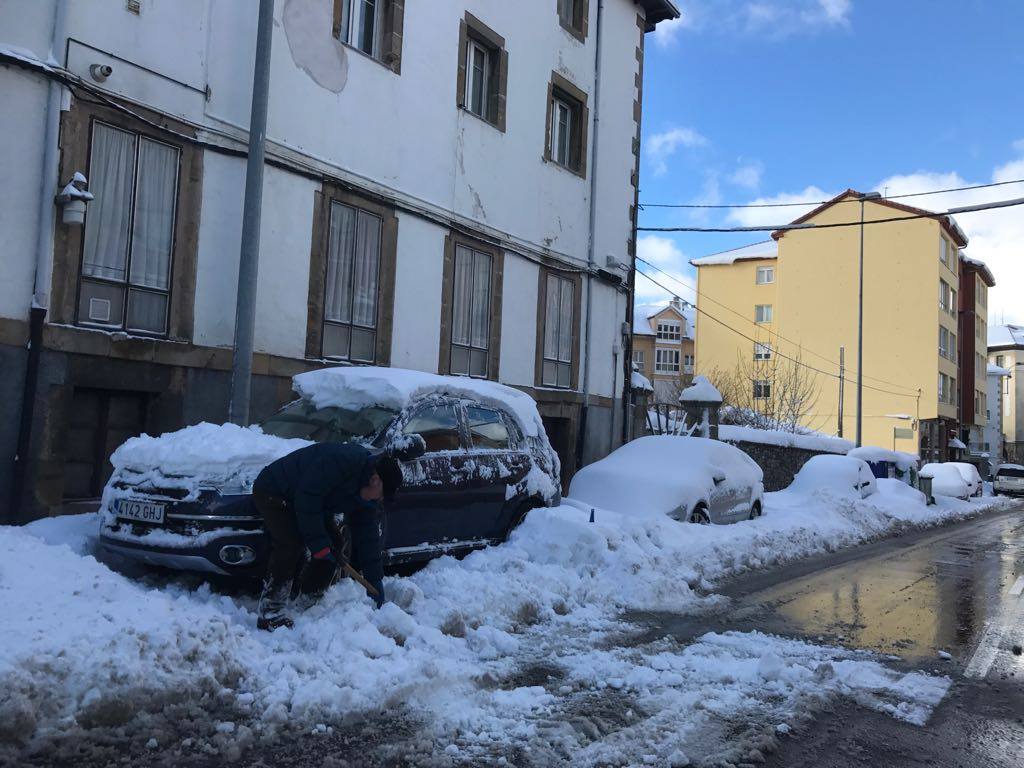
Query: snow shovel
336 559 380 600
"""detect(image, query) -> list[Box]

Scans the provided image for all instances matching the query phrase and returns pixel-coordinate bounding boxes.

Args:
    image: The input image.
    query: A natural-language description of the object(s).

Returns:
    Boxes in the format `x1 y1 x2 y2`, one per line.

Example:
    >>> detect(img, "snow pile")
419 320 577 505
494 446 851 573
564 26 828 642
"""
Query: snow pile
568 436 762 520
679 375 722 404
2 475 1013 761
294 366 546 438
787 455 877 500
720 424 854 454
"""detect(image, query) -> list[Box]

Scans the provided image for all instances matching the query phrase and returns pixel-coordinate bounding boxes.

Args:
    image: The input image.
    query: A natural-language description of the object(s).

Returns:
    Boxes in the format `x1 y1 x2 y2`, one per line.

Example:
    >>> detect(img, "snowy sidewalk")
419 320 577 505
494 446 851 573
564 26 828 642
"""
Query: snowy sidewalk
0 485 1015 765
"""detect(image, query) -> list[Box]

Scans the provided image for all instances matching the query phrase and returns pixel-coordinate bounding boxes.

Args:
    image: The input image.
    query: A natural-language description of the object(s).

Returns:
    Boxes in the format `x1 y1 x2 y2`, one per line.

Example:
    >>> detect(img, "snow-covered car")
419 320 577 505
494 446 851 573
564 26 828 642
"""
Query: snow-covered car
99 367 561 577
919 463 970 501
993 464 1024 496
567 435 764 524
788 455 877 499
947 462 983 498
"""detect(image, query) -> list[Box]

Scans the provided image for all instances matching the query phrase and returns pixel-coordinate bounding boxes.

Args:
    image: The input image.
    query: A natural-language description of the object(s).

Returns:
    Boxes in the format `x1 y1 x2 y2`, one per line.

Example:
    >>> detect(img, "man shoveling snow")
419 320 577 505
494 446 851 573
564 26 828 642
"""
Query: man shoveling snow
252 442 403 630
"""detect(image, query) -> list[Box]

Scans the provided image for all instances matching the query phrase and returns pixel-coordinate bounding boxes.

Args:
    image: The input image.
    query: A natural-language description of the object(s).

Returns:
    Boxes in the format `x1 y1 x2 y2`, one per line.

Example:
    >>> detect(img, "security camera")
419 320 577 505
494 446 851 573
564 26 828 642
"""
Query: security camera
89 64 113 82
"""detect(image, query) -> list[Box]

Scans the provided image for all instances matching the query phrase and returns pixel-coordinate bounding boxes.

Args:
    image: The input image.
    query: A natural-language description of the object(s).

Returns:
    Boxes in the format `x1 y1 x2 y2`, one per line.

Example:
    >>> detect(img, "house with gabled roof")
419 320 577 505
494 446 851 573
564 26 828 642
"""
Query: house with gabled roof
631 297 694 403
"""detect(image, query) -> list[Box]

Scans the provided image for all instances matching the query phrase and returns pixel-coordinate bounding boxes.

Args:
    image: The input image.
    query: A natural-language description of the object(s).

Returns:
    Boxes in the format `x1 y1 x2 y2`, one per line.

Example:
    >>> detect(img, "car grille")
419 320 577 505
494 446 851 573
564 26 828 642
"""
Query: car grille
112 481 190 501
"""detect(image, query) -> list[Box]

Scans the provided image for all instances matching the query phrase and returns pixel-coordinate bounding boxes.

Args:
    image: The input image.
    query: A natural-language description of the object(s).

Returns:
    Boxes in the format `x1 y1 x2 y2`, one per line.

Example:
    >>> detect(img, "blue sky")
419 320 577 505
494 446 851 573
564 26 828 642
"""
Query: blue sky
636 0 1024 324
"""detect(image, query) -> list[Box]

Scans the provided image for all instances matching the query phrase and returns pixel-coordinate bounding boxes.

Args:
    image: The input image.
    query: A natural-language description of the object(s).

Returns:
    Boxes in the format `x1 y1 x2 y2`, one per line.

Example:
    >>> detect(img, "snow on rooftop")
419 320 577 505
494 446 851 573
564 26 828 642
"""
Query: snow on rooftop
989 324 1024 349
959 253 995 286
0 43 55 71
988 363 1011 376
690 240 778 267
632 301 692 336
293 365 545 437
631 370 654 392
679 375 722 404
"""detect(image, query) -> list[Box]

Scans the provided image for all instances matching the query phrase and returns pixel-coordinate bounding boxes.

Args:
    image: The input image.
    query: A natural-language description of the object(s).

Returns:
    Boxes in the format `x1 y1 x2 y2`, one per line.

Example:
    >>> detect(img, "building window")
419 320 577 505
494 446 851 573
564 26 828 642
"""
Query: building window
541 273 575 388
939 372 955 404
322 202 382 361
939 279 955 316
450 245 493 378
557 0 588 41
656 320 681 341
633 349 645 371
754 342 772 361
456 13 507 130
976 280 986 306
976 315 984 340
754 380 771 400
756 266 775 285
683 353 694 371
996 354 1005 367
655 348 680 374
545 73 588 177
939 237 948 266
755 304 773 324
333 0 403 71
939 326 957 362
78 122 180 335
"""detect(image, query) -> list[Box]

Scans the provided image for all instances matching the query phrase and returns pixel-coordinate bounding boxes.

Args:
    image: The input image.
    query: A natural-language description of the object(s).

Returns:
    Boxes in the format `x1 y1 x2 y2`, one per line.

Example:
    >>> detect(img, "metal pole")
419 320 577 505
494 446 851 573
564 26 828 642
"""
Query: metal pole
838 345 845 438
856 198 865 447
228 0 275 425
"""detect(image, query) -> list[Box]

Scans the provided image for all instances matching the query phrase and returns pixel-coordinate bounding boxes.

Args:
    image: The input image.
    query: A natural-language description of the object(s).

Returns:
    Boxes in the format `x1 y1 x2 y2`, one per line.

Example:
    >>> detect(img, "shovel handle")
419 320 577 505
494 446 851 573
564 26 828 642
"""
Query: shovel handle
340 560 380 599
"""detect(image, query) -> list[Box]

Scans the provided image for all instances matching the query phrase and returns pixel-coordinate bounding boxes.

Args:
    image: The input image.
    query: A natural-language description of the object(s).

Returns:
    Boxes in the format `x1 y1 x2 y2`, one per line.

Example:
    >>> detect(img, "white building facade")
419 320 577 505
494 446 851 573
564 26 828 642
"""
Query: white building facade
0 0 679 520
989 324 1024 464
985 363 1010 466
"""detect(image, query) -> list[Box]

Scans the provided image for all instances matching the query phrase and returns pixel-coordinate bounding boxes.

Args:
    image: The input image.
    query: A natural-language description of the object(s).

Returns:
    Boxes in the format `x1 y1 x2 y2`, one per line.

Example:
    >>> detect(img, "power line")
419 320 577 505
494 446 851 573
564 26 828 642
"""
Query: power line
634 269 919 399
635 256 921 395
638 196 1024 233
639 178 1024 209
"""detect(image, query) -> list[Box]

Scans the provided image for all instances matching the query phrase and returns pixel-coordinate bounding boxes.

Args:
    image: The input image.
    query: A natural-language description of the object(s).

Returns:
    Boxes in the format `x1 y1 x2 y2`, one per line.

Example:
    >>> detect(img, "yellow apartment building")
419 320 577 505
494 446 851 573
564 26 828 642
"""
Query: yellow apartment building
632 298 695 403
692 190 993 460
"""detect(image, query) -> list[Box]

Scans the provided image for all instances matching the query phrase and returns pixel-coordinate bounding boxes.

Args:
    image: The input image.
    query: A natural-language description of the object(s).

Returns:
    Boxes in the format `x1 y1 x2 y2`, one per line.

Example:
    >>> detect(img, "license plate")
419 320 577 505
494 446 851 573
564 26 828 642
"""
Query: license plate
117 499 166 524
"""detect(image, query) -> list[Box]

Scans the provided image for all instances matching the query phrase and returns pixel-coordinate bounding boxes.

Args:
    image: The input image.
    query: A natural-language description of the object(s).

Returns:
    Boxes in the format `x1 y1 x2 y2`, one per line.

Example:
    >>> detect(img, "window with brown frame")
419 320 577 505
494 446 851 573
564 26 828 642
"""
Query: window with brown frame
332 0 404 74
455 12 508 131
51 98 202 341
306 184 397 364
536 267 582 389
544 72 589 177
557 0 589 42
439 232 503 379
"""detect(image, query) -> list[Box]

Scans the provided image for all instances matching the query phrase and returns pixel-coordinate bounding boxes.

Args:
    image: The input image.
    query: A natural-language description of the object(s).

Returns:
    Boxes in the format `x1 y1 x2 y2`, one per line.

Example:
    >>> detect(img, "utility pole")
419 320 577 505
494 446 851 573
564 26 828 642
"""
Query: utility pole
855 191 881 447
228 0 275 425
838 346 845 437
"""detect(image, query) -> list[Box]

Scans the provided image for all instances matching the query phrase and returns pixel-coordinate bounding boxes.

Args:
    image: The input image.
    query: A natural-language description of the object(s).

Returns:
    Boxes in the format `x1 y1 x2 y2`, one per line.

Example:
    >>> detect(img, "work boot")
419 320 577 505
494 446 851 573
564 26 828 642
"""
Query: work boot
257 576 294 631
257 614 294 632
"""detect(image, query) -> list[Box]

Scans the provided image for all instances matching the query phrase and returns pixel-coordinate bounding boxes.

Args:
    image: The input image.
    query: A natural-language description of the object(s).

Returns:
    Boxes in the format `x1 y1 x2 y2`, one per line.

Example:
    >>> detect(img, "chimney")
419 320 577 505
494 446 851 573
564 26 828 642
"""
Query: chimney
670 296 683 311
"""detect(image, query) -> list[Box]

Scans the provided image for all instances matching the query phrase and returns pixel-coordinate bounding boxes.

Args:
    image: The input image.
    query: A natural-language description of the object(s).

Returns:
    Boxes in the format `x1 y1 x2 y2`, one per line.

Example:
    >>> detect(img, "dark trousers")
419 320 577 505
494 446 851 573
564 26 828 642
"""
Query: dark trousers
255 493 338 620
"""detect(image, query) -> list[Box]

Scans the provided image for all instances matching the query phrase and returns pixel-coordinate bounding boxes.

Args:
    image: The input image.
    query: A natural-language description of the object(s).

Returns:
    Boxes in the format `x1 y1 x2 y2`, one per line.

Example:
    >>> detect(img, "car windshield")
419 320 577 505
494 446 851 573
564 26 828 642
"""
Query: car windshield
260 400 397 444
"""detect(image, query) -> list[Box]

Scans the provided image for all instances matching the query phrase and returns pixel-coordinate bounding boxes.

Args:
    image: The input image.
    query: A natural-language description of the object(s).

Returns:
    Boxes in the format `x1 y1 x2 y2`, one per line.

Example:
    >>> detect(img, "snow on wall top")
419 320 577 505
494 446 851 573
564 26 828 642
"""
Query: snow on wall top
719 425 853 454
631 371 654 392
292 366 545 437
988 363 1011 376
679 375 722 404
959 253 996 286
848 446 918 471
690 240 778 267
989 324 1024 349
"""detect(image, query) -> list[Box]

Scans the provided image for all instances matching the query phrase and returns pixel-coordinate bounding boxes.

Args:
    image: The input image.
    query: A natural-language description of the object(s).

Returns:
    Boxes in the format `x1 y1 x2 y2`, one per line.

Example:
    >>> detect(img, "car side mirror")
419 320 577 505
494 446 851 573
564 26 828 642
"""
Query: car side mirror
712 473 725 485
388 433 426 462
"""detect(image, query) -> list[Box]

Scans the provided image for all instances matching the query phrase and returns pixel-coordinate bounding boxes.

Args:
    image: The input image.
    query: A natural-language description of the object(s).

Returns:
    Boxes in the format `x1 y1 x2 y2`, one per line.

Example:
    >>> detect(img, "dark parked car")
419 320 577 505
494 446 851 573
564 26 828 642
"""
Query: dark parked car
99 368 561 578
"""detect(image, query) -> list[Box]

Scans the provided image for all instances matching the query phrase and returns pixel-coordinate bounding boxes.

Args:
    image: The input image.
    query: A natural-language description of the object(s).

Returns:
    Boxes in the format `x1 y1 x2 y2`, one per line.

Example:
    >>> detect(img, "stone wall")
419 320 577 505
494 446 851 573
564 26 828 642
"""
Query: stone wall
722 439 846 492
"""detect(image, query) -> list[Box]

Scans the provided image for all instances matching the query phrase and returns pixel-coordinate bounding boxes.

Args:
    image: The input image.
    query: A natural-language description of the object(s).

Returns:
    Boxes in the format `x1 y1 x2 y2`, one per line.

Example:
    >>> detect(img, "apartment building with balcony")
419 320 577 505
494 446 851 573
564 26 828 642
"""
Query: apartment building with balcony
989 324 1024 463
631 297 694 403
693 190 991 460
958 255 995 458
0 0 680 520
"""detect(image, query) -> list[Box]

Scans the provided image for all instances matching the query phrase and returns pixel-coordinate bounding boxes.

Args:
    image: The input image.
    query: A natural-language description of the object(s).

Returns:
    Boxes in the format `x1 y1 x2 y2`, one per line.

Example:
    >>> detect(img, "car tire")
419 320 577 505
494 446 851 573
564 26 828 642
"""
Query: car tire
749 501 762 520
504 499 542 541
688 504 711 525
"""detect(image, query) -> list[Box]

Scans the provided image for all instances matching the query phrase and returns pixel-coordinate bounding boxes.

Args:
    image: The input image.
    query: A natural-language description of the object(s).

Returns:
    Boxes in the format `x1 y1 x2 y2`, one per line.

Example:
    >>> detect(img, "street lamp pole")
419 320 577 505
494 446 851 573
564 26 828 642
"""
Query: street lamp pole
856 191 882 447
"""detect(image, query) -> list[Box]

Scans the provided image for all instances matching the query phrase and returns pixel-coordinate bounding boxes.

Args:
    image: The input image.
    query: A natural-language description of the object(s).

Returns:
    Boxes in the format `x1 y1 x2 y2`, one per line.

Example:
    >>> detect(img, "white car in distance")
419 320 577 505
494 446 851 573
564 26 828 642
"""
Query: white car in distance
993 464 1024 497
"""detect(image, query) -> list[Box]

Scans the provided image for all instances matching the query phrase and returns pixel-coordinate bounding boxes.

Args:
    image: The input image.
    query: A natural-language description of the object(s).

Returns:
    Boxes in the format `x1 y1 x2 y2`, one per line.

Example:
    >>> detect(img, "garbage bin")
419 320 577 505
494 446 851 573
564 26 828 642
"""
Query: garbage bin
918 474 934 505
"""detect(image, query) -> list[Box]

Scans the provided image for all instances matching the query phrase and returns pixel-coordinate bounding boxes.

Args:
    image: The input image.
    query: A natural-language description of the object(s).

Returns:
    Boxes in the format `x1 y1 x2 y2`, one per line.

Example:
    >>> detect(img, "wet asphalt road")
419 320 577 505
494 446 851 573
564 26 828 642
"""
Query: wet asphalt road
634 502 1024 767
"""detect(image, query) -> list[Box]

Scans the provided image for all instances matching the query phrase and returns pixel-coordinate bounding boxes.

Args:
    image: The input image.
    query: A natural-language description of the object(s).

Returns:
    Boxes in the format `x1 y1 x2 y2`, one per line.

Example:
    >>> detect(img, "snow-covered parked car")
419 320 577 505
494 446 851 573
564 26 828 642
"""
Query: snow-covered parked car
919 463 971 501
846 446 918 483
993 464 1024 496
947 462 983 497
568 435 764 524
99 367 561 577
788 455 878 499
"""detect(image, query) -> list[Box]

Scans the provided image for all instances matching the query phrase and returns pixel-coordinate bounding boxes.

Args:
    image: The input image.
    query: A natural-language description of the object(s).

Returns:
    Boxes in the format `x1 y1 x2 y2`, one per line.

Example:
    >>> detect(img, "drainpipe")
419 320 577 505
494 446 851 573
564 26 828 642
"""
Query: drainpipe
10 0 69 523
577 0 605 469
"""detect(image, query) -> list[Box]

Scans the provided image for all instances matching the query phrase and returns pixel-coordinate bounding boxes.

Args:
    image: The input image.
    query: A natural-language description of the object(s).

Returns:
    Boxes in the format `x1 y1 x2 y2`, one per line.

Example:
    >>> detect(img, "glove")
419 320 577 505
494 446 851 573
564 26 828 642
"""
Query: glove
311 546 335 562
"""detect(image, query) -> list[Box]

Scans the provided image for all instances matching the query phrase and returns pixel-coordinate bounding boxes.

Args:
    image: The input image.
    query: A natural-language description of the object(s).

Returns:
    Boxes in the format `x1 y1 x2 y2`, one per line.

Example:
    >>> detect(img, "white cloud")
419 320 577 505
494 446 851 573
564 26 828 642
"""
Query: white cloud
726 185 836 227
645 127 709 176
728 161 764 190
656 0 853 39
635 235 697 305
